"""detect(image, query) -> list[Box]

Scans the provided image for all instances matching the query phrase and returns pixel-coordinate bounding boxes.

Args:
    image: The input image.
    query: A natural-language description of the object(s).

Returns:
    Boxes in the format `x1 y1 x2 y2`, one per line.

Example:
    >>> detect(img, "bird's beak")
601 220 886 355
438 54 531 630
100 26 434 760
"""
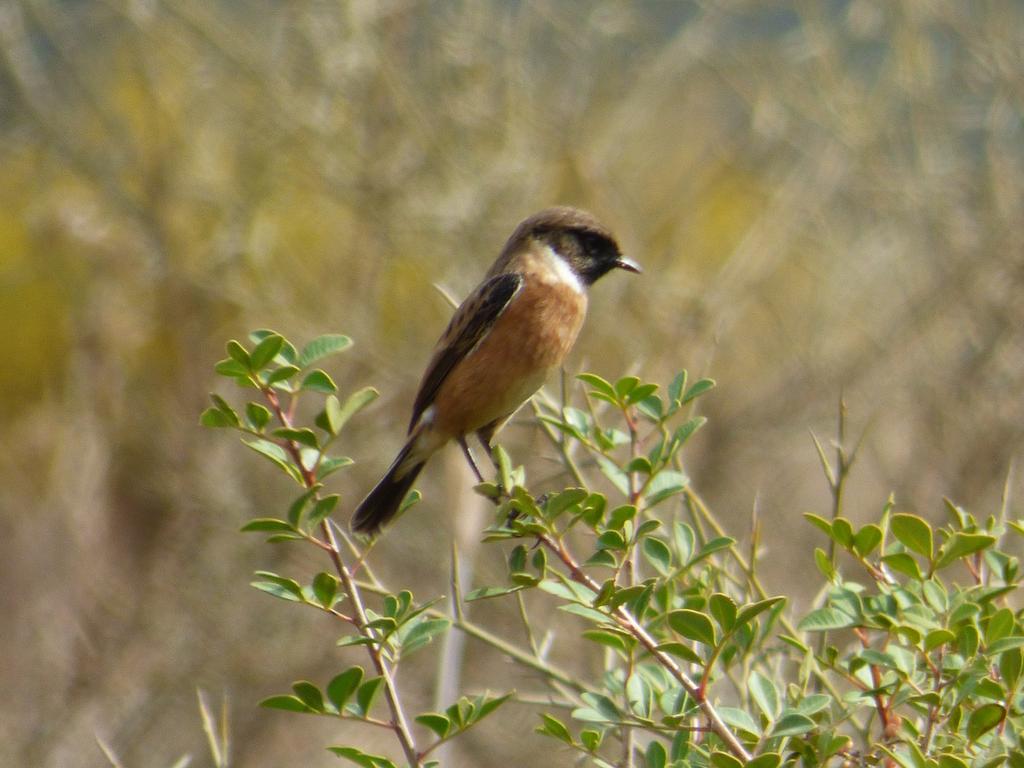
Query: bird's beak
614 256 642 274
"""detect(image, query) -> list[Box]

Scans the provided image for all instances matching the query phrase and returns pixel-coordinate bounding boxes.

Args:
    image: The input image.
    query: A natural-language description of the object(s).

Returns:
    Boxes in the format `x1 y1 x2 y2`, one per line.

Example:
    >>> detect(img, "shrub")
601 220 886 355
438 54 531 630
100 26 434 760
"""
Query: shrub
203 330 1024 768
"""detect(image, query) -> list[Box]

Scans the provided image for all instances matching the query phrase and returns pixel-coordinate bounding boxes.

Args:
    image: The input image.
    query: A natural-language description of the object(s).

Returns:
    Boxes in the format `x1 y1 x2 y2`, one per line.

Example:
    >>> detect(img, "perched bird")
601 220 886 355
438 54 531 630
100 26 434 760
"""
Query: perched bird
352 206 640 533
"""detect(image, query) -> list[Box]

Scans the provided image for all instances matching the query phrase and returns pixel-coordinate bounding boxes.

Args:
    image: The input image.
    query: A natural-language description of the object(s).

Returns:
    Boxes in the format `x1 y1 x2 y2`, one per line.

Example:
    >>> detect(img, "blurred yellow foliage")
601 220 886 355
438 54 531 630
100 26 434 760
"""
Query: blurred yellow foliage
1 2 1021 767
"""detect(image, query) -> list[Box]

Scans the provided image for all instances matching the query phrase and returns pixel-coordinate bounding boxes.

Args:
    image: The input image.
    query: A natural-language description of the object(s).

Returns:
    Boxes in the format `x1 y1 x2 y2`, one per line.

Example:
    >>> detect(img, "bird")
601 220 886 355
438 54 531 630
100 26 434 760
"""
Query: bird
351 206 640 534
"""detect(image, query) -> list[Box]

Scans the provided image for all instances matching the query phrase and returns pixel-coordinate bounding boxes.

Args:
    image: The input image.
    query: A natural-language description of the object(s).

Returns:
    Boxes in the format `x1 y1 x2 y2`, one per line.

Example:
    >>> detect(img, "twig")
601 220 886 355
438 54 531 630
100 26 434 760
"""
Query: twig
261 385 421 767
539 533 752 762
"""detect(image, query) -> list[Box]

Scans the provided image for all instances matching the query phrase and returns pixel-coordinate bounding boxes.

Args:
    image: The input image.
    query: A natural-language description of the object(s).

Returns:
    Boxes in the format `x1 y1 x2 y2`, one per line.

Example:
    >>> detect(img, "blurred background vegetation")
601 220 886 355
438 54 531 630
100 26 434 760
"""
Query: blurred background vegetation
2 0 1022 765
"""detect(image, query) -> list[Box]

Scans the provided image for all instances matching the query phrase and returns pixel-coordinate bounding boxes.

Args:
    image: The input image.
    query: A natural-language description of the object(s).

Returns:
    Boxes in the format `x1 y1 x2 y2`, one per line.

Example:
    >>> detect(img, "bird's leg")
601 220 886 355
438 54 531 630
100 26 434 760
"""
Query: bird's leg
475 421 505 472
476 426 522 526
476 434 502 472
457 436 486 484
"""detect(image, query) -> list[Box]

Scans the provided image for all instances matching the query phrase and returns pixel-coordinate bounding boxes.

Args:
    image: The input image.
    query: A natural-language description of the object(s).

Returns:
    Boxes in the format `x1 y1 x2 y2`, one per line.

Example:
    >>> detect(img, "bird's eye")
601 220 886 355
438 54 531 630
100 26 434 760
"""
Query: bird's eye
580 232 605 252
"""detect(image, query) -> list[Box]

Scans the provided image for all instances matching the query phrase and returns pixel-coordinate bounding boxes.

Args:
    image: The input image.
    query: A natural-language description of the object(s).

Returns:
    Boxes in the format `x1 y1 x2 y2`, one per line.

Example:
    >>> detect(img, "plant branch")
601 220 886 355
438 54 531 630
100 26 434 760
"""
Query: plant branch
261 384 421 767
539 533 752 762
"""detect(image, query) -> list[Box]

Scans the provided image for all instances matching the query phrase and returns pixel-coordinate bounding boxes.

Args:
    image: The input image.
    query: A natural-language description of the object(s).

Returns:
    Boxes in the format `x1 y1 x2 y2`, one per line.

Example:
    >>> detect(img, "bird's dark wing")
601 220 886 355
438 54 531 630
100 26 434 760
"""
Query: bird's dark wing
408 272 523 432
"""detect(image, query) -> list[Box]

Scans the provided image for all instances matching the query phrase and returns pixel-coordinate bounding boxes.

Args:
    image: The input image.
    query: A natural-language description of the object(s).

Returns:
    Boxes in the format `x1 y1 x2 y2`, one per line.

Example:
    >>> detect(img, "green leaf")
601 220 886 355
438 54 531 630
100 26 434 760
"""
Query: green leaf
901 740 928 768
250 334 284 370
226 339 251 367
656 641 702 664
627 383 659 405
958 624 980 657
688 536 734 566
582 629 634 653
749 671 780 720
668 609 717 646
668 370 687 404
301 369 338 394
326 387 379 435
831 517 854 548
474 691 514 722
645 741 668 768
573 692 621 724
353 677 384 717
415 713 451 739
882 552 924 581
681 378 715 404
292 681 324 711
200 407 237 428
606 504 636 530
285 486 319 528
853 524 883 556
260 695 311 713
577 372 616 399
814 547 837 580
626 674 654 718
625 456 653 474
596 455 630 495
604 584 649 611
335 635 374 649
891 513 933 561
544 488 588 518
240 518 295 533
398 617 451 656
537 713 573 744
614 375 640 400
319 455 355 478
709 593 737 631
966 702 1004 742
465 585 524 601
242 438 302 483
299 334 352 367
671 416 706 450
935 532 997 570
271 427 319 448
326 667 363 710
747 754 782 768
307 495 340 527
250 329 295 359
579 728 602 753
642 536 673 575
987 637 1024 654
597 530 627 553
214 358 250 379
770 712 815 737
326 746 396 768
245 402 272 430
985 608 1015 646
643 469 689 506
673 522 695 563
265 532 305 543
265 365 301 385
798 606 858 631
312 572 339 608
716 706 761 736
922 579 948 612
794 694 831 716
710 752 743 768
735 597 786 628
251 571 305 602
924 629 956 652
803 513 834 538
999 646 1022 689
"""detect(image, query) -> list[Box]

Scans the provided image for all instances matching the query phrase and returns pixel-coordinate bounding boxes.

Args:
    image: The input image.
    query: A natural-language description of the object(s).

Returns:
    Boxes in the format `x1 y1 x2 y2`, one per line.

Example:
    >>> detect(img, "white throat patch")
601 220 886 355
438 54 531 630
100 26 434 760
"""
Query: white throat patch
541 245 584 294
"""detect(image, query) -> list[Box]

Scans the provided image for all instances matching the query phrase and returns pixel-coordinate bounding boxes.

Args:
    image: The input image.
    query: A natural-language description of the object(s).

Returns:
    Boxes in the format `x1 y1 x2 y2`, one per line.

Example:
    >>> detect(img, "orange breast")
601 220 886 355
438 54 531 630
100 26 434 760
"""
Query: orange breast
431 273 587 437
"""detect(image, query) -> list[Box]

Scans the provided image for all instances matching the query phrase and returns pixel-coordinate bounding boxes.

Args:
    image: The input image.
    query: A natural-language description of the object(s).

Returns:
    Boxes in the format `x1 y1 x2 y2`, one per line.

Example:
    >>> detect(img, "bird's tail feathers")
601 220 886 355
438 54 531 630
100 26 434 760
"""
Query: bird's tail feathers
352 439 425 534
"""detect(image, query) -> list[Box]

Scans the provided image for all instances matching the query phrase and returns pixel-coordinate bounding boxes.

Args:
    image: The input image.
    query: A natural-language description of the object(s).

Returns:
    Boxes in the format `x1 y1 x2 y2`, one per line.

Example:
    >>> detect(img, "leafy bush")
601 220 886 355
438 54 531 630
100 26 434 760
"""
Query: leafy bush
203 330 1023 768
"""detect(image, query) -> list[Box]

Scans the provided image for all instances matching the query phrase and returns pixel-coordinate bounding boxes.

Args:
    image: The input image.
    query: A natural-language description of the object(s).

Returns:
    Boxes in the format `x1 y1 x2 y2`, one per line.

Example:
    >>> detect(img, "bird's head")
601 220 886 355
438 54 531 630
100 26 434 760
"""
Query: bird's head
504 206 641 286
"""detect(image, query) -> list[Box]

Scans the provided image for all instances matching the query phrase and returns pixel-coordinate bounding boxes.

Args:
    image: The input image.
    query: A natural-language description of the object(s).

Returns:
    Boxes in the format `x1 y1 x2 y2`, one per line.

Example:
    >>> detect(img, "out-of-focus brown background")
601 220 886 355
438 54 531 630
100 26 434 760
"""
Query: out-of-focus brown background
2 1 1022 766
